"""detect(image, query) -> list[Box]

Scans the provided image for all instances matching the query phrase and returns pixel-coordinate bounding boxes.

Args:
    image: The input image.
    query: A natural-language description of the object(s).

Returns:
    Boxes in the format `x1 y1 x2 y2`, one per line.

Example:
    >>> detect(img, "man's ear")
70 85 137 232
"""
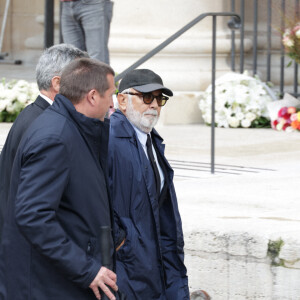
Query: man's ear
86 89 96 106
51 76 60 93
117 93 127 112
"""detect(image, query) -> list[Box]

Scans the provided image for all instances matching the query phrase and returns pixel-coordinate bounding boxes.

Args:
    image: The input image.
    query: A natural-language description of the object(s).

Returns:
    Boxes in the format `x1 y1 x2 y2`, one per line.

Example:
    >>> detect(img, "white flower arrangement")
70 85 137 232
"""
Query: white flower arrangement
199 71 276 128
0 78 39 122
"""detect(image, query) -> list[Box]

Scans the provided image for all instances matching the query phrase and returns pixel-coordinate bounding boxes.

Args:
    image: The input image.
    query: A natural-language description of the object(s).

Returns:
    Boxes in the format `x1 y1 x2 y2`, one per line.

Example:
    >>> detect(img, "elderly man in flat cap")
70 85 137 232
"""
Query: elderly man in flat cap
108 69 189 299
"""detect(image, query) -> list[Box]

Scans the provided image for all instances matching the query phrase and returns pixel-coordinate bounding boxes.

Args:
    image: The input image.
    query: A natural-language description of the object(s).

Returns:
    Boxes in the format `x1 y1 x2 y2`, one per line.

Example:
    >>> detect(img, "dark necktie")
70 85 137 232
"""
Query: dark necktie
146 134 161 197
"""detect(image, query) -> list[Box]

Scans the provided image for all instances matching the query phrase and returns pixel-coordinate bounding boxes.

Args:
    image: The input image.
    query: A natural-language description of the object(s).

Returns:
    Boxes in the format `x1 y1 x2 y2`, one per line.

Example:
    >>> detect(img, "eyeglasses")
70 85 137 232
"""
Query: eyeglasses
121 92 169 107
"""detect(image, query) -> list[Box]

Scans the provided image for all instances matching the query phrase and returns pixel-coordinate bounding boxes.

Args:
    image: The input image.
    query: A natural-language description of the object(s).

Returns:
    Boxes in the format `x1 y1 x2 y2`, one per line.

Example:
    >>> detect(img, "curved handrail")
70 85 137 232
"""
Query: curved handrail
114 12 241 82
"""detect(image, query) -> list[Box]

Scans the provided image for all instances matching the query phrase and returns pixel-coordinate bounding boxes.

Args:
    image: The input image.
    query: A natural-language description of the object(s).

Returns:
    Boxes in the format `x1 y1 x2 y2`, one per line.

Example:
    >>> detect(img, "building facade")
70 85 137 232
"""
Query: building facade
0 0 288 123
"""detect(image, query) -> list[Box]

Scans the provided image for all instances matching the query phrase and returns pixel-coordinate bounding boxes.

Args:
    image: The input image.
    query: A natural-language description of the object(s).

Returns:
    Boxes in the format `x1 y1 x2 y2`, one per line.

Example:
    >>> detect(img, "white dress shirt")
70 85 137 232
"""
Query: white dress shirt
39 93 53 105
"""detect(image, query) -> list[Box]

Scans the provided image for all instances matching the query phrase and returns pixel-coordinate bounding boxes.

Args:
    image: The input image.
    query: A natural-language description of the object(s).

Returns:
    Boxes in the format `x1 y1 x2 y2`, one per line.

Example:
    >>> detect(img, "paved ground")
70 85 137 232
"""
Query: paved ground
0 62 36 81
1 63 300 298
158 125 300 235
1 121 299 235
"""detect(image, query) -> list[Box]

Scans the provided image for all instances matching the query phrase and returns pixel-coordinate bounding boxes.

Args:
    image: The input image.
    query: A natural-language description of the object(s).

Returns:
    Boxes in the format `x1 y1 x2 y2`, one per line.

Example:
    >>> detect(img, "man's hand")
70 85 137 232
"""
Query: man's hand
89 267 118 300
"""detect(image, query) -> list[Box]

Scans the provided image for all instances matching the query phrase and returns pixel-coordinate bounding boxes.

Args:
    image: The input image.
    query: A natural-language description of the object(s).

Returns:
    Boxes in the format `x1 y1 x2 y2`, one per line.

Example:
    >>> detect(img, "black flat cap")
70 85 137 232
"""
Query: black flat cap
119 69 173 96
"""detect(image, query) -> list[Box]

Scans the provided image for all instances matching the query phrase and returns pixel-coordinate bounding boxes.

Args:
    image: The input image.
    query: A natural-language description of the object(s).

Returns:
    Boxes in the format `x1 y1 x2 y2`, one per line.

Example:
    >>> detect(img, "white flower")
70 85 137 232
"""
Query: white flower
0 99 9 111
13 79 24 86
16 92 28 104
236 112 245 120
241 119 251 128
283 28 291 36
216 117 229 128
245 112 256 122
198 71 274 128
202 113 212 124
231 105 242 114
199 99 208 111
283 36 294 47
6 90 18 103
6 103 15 113
228 116 240 128
285 126 295 133
0 79 39 121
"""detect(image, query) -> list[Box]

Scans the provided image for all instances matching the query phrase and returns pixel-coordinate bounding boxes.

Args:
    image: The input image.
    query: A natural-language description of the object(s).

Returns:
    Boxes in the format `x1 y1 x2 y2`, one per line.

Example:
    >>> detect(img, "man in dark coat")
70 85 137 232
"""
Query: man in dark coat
0 43 88 239
108 69 189 299
0 58 118 300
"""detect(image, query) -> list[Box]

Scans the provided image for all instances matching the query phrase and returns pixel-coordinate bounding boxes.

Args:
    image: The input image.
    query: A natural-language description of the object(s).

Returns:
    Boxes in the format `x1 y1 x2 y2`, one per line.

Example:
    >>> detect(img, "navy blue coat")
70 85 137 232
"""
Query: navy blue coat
0 94 114 299
0 96 50 239
108 110 189 300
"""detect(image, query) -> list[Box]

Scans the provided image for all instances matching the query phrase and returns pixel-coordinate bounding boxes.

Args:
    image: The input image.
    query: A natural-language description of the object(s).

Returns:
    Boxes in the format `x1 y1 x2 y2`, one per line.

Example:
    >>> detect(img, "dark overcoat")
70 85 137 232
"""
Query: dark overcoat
0 94 114 299
0 96 50 238
108 110 189 300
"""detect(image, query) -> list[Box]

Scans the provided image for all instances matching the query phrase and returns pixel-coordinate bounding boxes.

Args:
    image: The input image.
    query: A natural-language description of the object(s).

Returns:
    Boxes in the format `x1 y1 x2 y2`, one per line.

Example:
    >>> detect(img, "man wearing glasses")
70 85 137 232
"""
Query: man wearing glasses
108 69 189 299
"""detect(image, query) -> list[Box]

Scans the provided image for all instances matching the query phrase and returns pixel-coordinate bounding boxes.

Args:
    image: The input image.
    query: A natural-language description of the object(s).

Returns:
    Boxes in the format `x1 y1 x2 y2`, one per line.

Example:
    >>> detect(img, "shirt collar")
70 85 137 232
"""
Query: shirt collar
129 121 148 147
39 93 53 105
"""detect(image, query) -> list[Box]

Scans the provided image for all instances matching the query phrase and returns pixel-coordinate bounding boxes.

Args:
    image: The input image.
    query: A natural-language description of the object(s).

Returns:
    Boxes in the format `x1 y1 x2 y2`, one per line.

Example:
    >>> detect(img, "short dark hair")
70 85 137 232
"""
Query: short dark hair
59 58 115 104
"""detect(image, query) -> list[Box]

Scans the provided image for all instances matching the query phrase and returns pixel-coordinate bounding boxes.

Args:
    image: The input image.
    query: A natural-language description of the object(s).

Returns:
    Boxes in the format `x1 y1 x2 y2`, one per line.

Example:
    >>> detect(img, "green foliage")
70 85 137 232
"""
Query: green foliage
267 239 285 267
251 116 271 128
286 60 293 68
0 111 20 122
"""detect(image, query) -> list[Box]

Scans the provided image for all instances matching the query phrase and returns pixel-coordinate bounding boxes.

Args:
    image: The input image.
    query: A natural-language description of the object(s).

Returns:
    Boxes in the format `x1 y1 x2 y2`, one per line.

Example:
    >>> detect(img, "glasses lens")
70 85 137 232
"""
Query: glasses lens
143 93 153 104
159 99 166 106
159 96 168 106
141 94 169 106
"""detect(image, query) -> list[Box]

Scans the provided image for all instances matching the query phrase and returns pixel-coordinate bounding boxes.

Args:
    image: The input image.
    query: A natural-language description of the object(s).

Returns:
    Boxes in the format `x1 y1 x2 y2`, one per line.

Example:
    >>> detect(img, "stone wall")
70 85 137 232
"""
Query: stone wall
185 230 300 299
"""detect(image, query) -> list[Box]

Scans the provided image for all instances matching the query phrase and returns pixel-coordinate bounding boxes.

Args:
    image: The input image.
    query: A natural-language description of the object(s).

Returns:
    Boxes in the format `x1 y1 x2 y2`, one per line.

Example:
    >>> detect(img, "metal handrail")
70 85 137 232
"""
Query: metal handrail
115 13 241 82
115 12 241 174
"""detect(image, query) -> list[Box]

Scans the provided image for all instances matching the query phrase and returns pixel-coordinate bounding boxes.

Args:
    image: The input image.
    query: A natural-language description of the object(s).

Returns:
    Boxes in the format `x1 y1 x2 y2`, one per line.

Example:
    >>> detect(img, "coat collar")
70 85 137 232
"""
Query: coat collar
52 94 106 141
34 95 51 110
110 109 164 146
109 109 135 138
52 94 110 168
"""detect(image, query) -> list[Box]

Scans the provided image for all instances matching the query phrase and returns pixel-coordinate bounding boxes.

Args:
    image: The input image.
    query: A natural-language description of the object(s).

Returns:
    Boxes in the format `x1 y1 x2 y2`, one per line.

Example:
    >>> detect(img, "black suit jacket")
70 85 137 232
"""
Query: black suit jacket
0 96 50 238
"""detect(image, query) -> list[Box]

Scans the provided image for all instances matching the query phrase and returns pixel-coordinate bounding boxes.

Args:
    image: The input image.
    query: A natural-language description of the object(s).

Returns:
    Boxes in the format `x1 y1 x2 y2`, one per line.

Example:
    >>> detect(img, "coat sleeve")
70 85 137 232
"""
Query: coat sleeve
14 136 100 289
159 189 190 299
107 139 130 248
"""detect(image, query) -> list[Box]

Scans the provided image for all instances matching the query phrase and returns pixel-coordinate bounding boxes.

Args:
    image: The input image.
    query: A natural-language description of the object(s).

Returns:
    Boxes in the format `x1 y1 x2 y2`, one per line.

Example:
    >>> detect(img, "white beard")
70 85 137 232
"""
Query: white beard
126 98 159 133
